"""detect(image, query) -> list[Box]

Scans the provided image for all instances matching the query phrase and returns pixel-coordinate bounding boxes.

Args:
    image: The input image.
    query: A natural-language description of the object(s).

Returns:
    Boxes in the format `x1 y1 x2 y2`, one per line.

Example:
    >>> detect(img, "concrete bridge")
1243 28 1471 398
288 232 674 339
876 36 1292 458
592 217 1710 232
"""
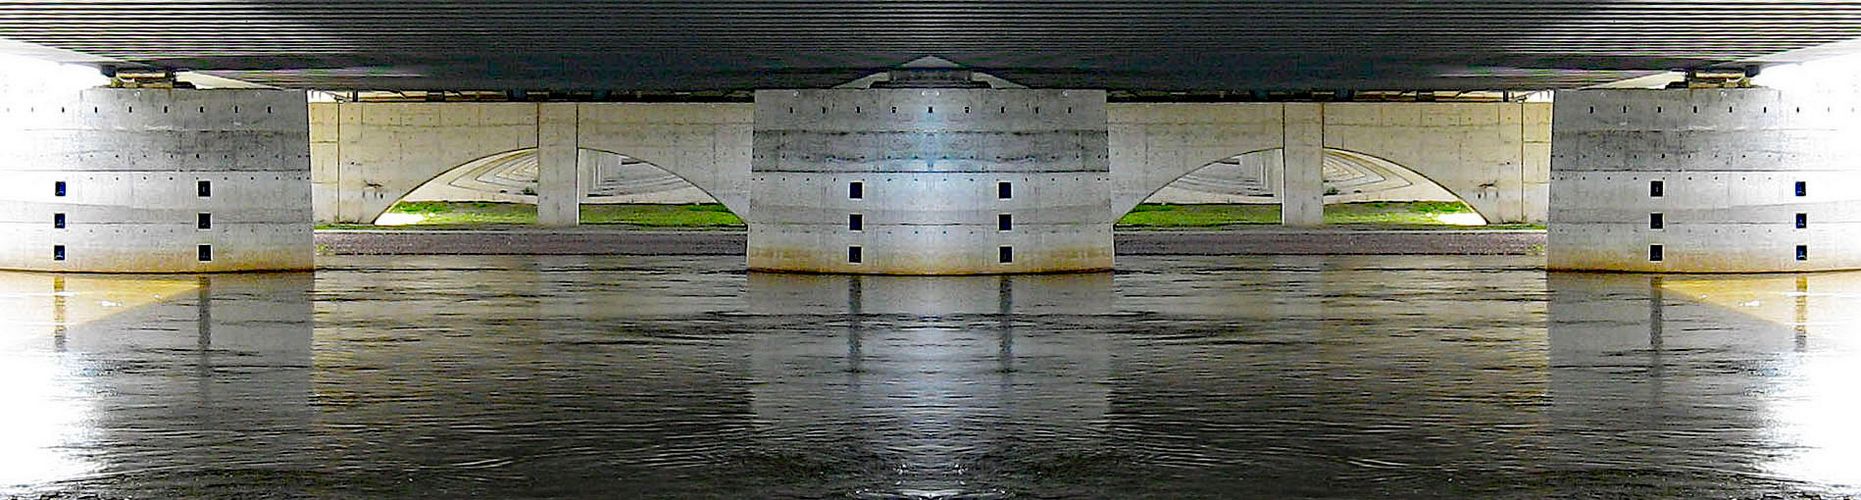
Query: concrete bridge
5 1 1861 275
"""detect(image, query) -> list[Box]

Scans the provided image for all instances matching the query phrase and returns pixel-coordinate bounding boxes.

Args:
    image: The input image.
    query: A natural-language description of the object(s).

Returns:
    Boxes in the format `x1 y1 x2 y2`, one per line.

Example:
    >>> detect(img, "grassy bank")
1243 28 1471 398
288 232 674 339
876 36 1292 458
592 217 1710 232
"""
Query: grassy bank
318 201 1541 230
319 202 745 229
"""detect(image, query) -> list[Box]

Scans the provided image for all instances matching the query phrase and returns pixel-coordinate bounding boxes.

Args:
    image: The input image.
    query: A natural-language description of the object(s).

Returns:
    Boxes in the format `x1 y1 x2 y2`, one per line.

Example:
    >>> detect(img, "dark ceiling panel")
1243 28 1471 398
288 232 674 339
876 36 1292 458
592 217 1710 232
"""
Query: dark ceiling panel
2 1 1859 90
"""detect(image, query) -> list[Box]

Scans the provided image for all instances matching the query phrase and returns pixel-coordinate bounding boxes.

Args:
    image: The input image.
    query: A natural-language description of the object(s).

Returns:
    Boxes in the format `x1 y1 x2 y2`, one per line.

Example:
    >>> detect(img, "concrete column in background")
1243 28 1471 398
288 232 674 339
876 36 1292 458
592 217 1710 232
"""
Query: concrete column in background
1280 103 1326 227
536 103 580 227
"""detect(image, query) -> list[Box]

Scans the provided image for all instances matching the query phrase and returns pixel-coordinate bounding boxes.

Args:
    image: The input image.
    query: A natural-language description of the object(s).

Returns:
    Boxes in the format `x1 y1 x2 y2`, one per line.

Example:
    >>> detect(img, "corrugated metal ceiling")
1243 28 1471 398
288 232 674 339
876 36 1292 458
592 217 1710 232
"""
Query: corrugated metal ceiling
2 1 1859 90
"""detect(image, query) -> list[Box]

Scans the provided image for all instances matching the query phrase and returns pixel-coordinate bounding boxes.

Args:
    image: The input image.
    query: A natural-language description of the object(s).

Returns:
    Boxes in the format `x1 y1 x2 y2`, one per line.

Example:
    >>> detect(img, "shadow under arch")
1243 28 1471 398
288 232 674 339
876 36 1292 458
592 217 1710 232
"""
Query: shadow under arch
1123 147 1492 225
371 148 743 224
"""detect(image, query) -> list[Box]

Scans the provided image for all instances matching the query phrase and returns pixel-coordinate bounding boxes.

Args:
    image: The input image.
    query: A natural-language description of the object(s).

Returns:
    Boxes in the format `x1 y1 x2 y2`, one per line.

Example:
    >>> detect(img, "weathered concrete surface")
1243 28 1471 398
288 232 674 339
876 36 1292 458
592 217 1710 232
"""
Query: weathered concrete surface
314 229 1544 257
1550 88 1861 273
0 89 313 272
748 89 1114 274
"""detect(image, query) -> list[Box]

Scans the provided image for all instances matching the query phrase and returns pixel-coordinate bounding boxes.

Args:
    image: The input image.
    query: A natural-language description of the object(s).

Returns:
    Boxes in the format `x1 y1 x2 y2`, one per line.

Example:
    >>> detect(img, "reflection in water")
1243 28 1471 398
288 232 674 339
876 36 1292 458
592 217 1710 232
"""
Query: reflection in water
1 256 1858 497
0 272 313 496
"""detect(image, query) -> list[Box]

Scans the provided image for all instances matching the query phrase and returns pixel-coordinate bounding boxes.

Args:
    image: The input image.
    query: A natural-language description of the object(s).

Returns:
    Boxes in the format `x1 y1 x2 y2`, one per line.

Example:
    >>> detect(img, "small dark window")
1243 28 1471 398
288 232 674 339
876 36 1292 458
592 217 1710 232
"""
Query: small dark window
1795 181 1807 197
848 213 863 231
998 213 1013 231
53 213 65 229
1649 180 1664 198
53 245 65 261
198 213 212 230
848 246 863 264
198 244 213 262
1796 213 1808 229
1649 213 1664 230
849 181 863 200
998 181 1013 200
54 181 66 197
197 180 212 197
1798 245 1809 261
1650 245 1664 262
999 246 1014 264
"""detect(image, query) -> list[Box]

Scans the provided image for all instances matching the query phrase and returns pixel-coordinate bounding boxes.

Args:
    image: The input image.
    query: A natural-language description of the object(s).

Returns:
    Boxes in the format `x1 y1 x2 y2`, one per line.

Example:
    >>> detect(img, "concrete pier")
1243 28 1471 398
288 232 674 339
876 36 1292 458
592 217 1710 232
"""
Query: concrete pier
1550 88 1861 272
747 89 1114 274
0 88 313 272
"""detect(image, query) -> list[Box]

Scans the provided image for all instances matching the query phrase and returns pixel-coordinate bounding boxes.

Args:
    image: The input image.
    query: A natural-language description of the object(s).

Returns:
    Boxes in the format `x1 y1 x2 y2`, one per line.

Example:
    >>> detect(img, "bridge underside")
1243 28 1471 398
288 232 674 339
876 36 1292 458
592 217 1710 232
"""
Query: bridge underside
5 1 1861 91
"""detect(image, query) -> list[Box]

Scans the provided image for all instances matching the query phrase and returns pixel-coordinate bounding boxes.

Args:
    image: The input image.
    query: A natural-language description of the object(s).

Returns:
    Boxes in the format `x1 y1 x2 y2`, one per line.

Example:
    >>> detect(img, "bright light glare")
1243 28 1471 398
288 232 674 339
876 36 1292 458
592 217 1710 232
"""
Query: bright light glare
373 212 428 226
0 52 108 98
1753 52 1861 95
1434 213 1488 226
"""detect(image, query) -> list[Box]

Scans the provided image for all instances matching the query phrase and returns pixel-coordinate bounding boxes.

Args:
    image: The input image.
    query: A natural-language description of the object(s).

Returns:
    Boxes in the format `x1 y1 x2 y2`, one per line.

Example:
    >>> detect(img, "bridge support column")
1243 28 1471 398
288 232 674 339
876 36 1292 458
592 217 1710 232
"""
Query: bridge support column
1550 88 1861 272
1281 103 1326 227
536 103 580 227
749 89 1113 275
0 88 313 272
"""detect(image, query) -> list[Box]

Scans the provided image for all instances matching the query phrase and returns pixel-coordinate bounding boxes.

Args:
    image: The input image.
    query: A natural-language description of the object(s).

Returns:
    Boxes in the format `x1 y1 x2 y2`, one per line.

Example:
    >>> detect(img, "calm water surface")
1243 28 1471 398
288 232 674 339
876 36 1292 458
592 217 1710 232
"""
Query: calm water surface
3 255 1859 498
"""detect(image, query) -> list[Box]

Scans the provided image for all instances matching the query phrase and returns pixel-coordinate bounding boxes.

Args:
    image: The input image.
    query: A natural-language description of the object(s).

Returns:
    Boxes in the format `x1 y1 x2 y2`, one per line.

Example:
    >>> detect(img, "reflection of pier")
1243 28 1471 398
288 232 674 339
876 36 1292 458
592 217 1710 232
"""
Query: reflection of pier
0 272 315 492
744 272 1116 493
1547 272 1861 490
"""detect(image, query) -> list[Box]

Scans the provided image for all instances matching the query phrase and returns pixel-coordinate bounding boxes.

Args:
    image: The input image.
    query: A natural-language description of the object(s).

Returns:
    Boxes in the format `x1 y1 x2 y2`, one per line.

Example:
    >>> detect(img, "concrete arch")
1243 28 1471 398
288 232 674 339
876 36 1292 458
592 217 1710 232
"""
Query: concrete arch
356 146 534 224
311 101 754 224
1121 147 1495 224
578 147 748 218
1114 146 1277 217
373 147 743 224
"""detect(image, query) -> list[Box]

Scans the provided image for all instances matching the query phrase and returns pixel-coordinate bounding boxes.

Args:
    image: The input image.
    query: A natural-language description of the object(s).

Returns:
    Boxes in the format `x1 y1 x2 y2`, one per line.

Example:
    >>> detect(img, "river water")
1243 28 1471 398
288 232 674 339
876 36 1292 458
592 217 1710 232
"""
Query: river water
2 255 1858 498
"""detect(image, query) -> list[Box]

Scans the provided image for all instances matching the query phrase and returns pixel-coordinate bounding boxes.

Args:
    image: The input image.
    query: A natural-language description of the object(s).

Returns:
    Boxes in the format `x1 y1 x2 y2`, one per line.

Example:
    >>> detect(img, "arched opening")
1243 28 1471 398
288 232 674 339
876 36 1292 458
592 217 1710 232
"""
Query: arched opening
1121 148 1491 228
375 148 744 228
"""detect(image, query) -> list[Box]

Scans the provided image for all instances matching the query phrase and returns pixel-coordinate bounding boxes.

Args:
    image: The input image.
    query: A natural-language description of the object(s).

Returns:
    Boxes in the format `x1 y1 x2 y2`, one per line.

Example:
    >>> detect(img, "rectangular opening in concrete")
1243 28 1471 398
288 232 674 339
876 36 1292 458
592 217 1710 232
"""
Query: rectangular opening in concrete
999 246 1014 264
53 213 65 229
848 213 862 231
53 245 65 261
1798 245 1809 261
1650 180 1664 198
998 181 1012 200
197 180 212 198
54 181 66 197
1797 213 1808 229
1649 244 1664 262
198 244 213 262
848 246 862 264
1795 181 1807 197
849 181 863 200
198 213 212 230
999 213 1013 231
1650 213 1664 230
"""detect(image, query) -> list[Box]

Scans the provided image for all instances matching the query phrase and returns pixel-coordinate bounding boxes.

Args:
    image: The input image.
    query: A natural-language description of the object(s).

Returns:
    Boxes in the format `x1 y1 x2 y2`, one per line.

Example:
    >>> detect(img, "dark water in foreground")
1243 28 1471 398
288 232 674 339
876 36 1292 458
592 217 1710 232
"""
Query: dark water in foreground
3 255 1859 499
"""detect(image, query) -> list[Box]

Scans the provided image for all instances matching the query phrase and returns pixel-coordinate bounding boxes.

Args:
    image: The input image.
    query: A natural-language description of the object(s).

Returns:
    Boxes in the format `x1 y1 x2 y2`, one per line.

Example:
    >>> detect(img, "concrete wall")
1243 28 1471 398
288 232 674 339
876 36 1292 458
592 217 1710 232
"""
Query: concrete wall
0 89 312 272
749 89 1113 274
311 102 751 224
1550 88 1861 272
1108 102 1550 224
